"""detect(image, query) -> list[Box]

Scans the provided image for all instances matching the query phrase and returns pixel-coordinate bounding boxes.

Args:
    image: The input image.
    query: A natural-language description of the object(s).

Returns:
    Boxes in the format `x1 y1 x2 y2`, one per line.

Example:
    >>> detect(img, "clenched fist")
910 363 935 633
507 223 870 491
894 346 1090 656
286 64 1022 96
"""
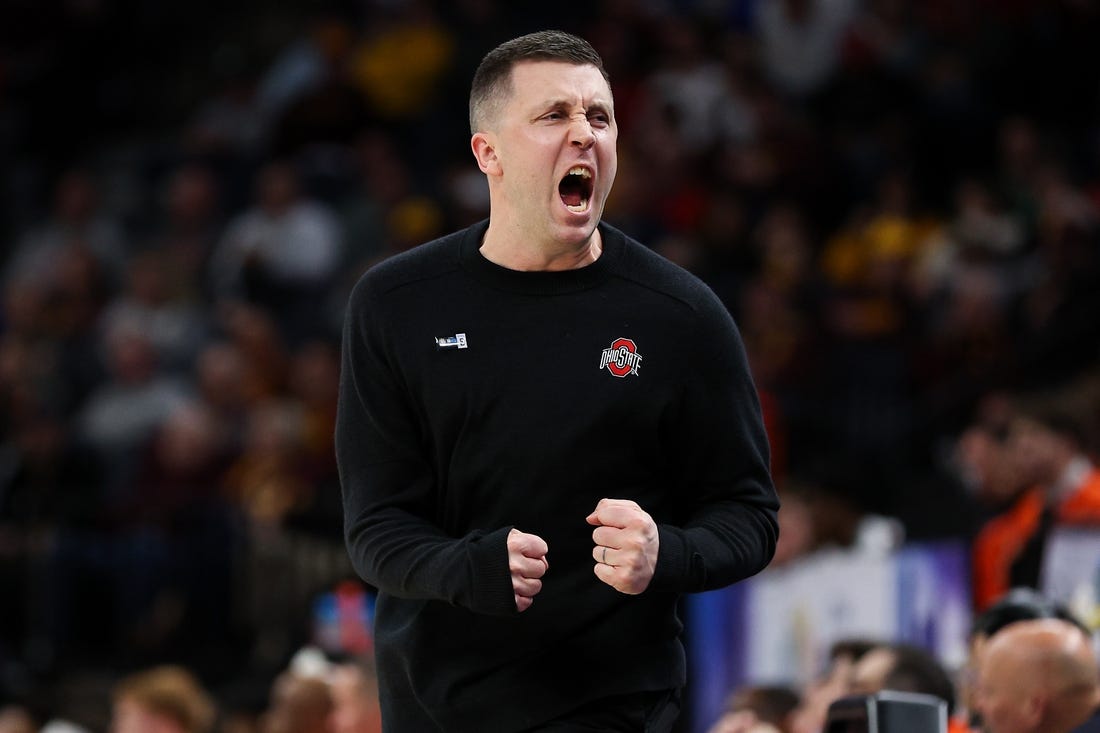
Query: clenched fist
507 528 549 612
586 498 658 595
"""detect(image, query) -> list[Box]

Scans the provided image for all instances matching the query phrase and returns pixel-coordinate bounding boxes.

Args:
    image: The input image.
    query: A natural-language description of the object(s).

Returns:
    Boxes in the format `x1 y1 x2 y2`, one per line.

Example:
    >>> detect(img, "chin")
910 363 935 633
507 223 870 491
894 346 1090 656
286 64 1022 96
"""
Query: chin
549 219 598 247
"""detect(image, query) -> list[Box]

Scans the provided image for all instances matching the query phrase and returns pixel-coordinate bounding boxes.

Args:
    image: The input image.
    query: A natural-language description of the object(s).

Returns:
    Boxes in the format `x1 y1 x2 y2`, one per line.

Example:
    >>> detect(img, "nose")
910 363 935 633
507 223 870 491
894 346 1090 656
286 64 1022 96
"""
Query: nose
569 115 595 149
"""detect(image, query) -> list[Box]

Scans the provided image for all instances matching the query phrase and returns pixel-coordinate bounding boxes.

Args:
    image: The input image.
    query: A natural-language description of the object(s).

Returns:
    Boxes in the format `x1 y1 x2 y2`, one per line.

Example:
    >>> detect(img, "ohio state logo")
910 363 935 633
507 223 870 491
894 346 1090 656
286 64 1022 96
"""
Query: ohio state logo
599 337 643 377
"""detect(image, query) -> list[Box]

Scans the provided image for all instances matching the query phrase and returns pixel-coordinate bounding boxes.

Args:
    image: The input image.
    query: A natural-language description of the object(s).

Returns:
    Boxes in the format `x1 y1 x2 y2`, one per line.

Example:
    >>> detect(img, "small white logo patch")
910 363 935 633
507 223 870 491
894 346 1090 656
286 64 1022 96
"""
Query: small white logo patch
435 333 468 350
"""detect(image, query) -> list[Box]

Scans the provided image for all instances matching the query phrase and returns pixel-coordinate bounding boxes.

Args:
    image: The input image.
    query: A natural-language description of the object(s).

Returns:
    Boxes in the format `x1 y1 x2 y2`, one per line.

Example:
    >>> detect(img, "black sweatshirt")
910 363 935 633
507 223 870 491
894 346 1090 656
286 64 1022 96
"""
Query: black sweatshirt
336 220 779 732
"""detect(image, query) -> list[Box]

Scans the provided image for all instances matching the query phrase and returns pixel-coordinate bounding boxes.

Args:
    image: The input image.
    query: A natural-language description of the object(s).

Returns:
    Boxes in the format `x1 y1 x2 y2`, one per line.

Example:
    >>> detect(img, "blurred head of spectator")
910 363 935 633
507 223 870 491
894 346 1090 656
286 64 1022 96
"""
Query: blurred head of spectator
975 619 1100 733
98 249 209 372
706 684 800 733
194 341 248 446
1008 396 1095 490
789 638 879 733
260 672 332 733
953 421 1026 510
849 642 957 715
102 320 159 387
122 401 231 526
328 657 382 733
162 164 219 233
218 302 289 404
153 403 223 478
0 705 39 733
49 242 110 338
963 587 1089 729
153 164 223 296
110 665 216 733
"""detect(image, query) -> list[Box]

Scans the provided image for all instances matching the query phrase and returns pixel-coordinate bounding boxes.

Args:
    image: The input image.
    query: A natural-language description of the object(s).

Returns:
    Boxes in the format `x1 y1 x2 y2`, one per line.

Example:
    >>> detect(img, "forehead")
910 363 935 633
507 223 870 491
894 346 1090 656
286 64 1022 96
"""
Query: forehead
506 60 612 109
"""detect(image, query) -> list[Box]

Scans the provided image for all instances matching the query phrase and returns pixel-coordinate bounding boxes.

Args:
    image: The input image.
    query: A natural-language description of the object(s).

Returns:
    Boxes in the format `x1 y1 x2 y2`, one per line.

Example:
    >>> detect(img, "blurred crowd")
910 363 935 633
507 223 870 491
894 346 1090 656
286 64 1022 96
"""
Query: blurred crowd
705 587 1100 733
0 645 381 733
2 0 1100 731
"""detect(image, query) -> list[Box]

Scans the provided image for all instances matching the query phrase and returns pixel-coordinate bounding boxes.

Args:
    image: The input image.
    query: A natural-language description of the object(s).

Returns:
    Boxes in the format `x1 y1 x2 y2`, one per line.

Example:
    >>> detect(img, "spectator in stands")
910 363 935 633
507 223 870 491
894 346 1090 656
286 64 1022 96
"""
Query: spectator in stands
110 665 217 733
142 163 224 304
223 399 309 529
972 395 1100 610
849 642 963 733
706 684 800 733
755 0 858 98
961 586 1089 731
193 340 250 453
76 318 191 493
216 302 290 406
789 638 879 733
3 167 128 291
952 418 1028 519
98 249 209 374
975 619 1100 733
209 161 341 344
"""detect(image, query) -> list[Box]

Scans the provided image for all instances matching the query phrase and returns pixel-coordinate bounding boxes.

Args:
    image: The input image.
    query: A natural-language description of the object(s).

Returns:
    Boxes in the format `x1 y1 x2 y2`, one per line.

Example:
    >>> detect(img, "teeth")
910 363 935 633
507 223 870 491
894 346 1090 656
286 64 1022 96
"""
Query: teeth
565 200 588 213
567 166 592 178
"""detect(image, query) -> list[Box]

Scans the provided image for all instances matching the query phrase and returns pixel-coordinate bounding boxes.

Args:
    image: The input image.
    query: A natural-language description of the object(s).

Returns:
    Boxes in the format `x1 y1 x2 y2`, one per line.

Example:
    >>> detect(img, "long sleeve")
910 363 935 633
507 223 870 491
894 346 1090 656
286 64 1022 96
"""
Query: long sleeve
335 276 516 616
648 286 779 593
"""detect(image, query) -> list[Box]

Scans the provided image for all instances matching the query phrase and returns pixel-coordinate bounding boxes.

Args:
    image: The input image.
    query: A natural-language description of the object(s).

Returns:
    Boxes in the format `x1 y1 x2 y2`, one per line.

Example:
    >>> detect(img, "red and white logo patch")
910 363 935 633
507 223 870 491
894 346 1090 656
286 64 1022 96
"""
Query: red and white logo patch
599 337 643 378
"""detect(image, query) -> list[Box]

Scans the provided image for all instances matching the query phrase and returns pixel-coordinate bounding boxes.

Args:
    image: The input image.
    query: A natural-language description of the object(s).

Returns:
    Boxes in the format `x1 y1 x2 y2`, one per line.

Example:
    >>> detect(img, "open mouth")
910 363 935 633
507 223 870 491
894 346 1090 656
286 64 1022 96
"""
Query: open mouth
558 166 593 213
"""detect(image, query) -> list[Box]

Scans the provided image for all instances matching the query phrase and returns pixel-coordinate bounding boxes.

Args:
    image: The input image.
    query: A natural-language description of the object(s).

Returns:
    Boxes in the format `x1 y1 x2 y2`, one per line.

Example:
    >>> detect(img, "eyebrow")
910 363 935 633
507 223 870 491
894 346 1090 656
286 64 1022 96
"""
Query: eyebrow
537 99 614 116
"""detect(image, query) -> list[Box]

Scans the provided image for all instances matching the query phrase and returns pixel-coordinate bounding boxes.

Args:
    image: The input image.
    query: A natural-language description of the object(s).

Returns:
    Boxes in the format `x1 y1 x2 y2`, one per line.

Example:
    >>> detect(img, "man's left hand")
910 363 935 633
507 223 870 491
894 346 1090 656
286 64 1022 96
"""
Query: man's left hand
586 498 658 594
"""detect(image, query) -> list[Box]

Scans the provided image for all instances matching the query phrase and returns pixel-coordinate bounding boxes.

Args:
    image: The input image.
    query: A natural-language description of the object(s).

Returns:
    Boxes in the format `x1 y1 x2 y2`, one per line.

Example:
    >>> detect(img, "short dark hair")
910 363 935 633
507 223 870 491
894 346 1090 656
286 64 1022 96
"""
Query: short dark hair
1014 394 1093 453
727 684 801 725
882 644 957 714
469 30 609 133
972 586 1090 638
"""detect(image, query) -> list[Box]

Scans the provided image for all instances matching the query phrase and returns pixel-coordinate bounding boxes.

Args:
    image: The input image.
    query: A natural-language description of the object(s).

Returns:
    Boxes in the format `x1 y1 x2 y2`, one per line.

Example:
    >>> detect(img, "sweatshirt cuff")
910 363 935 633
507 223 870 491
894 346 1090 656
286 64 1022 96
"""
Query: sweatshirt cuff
649 525 693 593
467 525 520 616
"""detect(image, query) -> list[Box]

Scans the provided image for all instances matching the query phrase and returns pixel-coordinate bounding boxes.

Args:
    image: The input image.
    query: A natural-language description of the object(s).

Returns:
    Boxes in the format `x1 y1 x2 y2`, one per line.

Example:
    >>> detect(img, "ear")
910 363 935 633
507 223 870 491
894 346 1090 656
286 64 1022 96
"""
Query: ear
471 132 502 177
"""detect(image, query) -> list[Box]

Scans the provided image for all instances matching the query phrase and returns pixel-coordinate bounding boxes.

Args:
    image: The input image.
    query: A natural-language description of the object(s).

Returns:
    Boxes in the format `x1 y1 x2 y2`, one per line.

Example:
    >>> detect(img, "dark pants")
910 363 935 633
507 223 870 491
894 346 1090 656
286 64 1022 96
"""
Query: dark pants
524 689 681 733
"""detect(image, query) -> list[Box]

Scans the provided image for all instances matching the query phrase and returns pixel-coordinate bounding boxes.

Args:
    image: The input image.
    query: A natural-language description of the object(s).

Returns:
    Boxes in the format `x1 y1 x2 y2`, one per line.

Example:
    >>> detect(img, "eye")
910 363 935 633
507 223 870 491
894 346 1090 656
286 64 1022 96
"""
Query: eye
588 111 611 127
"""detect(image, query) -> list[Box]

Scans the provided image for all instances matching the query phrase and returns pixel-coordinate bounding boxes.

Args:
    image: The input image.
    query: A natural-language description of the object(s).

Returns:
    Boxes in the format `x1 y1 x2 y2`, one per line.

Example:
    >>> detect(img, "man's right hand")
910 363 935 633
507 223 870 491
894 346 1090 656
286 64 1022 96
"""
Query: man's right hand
507 528 549 612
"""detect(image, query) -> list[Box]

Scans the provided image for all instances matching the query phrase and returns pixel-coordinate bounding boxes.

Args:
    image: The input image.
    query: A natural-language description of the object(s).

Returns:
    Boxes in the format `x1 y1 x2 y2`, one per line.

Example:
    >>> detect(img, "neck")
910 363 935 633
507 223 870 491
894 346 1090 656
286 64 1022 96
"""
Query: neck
479 221 603 272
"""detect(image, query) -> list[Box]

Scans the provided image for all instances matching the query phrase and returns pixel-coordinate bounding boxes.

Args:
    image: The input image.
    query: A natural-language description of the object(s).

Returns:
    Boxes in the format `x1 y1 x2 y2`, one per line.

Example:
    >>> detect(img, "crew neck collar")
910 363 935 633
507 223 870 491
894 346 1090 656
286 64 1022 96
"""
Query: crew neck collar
460 220 621 295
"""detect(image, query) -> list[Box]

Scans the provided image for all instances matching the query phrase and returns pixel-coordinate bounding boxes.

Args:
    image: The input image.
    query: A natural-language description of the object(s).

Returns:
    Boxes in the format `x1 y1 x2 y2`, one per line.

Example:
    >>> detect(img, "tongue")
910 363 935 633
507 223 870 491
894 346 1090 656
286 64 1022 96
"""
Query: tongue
561 190 584 207
559 177 587 207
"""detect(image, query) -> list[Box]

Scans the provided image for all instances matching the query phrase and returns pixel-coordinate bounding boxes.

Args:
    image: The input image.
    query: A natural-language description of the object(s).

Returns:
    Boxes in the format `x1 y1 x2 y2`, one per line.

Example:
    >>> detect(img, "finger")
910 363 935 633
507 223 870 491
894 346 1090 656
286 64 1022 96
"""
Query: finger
508 529 549 558
515 594 533 612
586 498 642 525
588 503 645 530
592 561 642 594
591 526 622 549
513 576 542 598
592 545 615 566
512 554 548 579
593 560 618 588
